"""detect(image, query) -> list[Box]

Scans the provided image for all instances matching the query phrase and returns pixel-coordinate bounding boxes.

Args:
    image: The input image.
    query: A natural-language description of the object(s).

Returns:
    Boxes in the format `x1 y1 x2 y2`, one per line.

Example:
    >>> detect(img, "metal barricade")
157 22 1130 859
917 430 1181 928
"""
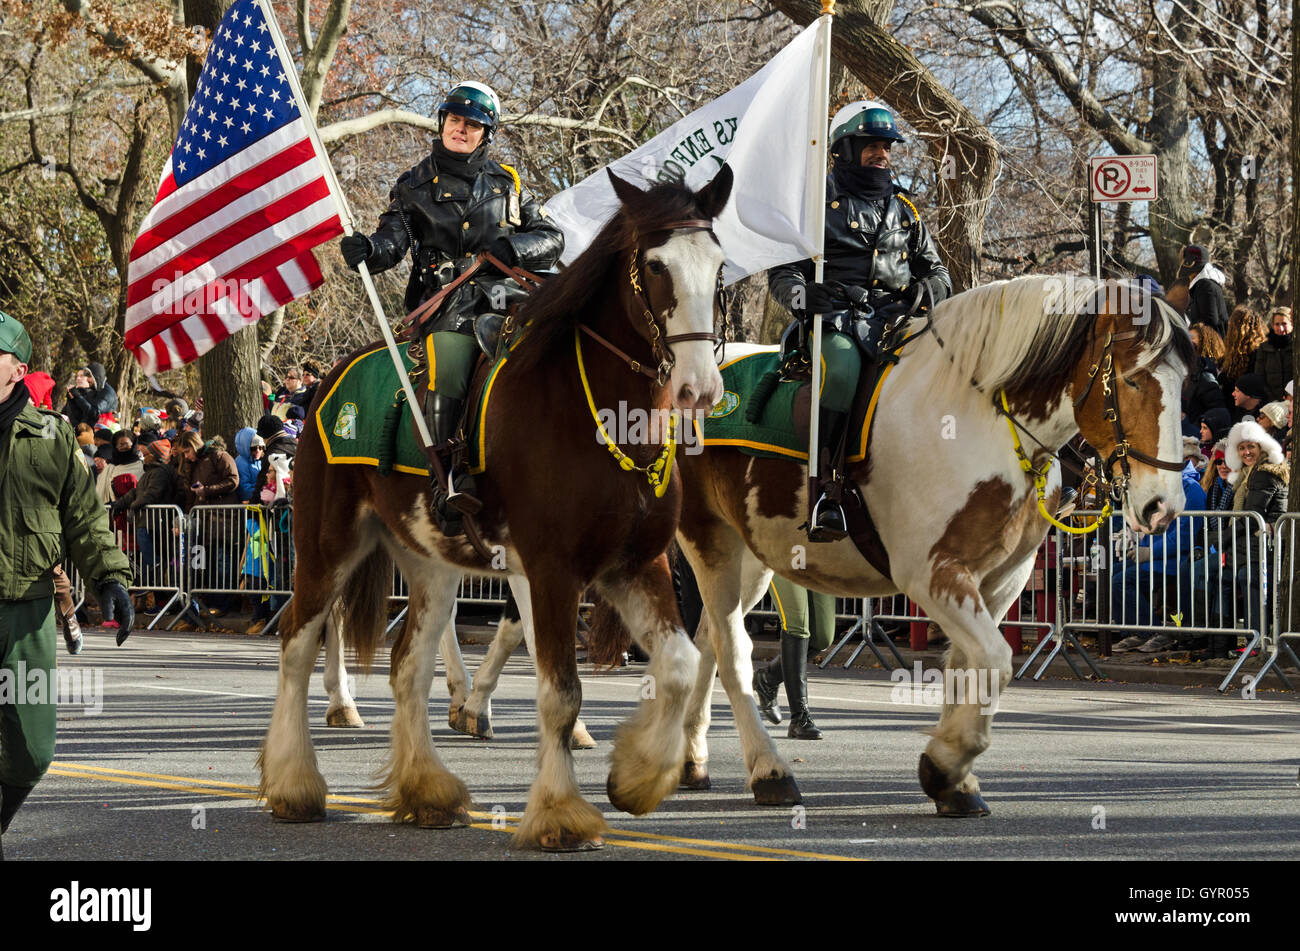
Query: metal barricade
1028 509 1273 692
1262 515 1300 689
183 503 294 631
116 503 187 630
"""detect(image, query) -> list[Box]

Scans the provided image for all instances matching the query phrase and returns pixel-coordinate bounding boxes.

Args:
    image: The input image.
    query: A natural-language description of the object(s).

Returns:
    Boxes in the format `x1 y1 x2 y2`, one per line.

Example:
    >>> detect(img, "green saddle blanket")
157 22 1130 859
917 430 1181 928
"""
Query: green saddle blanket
316 345 503 477
695 349 882 463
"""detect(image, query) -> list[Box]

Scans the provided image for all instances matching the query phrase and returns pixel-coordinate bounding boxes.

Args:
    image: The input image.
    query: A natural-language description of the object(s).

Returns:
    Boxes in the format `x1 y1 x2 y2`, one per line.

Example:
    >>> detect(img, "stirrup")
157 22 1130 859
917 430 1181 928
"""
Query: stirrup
445 466 482 516
808 493 847 543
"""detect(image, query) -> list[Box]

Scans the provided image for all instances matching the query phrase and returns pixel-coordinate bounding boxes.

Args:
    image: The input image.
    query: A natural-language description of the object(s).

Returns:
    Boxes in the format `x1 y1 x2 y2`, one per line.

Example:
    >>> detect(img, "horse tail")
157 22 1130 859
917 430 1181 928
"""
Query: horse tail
585 595 634 670
338 544 393 673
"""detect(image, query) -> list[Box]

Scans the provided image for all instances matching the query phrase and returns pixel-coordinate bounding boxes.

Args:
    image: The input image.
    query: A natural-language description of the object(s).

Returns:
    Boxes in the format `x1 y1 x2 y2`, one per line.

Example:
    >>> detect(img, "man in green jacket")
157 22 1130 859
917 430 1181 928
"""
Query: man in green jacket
0 311 133 859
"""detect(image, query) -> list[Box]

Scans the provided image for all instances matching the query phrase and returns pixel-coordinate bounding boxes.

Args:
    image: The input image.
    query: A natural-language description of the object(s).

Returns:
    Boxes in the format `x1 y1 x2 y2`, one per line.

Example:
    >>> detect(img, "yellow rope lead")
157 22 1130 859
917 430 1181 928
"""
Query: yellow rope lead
999 389 1111 535
575 329 677 498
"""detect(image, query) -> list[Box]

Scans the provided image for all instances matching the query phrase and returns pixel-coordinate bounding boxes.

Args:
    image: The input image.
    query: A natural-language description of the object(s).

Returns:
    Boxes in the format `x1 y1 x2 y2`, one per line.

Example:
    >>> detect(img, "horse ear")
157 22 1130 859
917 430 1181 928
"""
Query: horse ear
695 163 734 220
607 169 645 207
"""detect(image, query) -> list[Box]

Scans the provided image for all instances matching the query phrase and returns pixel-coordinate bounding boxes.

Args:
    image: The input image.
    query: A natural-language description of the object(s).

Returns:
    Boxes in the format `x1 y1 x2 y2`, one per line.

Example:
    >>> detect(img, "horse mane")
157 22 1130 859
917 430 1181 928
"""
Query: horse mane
926 275 1195 399
507 179 714 376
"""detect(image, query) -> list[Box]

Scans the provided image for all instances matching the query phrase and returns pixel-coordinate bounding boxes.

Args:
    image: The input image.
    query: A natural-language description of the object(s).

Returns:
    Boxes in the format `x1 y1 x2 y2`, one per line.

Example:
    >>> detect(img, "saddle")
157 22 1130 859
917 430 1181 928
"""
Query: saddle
398 251 546 558
742 314 918 578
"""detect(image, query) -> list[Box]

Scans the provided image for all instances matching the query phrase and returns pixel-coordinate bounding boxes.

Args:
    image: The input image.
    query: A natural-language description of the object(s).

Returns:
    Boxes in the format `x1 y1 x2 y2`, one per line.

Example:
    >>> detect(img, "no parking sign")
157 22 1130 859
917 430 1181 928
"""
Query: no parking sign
1089 154 1158 202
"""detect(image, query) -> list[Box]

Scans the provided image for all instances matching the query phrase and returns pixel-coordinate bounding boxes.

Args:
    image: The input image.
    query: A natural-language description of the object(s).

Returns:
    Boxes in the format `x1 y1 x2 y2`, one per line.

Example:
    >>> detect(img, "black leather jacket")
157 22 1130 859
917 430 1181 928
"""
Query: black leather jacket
769 175 950 317
366 152 565 327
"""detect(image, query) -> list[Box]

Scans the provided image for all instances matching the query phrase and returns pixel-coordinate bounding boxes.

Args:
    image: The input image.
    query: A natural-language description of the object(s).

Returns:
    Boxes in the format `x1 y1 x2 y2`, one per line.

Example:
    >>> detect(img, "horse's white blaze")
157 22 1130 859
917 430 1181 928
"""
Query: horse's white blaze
649 230 724 413
1123 361 1187 533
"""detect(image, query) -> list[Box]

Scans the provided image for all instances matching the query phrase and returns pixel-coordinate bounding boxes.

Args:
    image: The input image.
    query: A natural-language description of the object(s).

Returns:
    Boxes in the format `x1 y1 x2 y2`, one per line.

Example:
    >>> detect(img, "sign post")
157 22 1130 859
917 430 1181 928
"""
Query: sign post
1088 154 1158 280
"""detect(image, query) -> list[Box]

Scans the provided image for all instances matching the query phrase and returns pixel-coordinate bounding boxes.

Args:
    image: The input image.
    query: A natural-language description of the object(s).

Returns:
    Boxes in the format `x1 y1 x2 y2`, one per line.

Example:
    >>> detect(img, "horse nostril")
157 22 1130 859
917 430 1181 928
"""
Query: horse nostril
1142 497 1164 527
677 385 695 407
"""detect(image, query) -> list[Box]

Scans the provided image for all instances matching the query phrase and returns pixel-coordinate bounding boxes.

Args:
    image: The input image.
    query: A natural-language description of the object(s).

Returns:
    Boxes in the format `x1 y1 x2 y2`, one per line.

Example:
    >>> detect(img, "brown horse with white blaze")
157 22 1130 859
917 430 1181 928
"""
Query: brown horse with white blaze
258 167 733 850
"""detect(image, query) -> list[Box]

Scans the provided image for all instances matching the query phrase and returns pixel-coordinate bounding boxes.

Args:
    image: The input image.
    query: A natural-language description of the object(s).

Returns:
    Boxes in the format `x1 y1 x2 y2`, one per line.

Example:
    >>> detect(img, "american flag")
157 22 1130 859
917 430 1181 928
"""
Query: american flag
125 0 343 374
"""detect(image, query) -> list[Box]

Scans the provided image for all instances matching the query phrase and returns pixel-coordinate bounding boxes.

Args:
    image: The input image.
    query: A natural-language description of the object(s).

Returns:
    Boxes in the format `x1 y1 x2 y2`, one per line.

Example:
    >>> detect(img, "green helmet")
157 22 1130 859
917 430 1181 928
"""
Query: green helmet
0 310 32 364
437 81 501 141
829 100 905 154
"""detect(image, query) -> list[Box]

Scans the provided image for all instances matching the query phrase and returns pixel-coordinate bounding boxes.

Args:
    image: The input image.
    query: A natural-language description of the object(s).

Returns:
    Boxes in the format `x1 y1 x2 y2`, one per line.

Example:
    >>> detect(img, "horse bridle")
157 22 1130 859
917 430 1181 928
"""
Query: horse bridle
579 218 725 386
1071 328 1187 503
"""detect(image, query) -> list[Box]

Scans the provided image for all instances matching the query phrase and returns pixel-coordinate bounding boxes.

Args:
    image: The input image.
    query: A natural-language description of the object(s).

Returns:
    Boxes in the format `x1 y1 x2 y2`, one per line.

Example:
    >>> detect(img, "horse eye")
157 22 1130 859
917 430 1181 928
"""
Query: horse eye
1124 376 1140 391
647 259 667 275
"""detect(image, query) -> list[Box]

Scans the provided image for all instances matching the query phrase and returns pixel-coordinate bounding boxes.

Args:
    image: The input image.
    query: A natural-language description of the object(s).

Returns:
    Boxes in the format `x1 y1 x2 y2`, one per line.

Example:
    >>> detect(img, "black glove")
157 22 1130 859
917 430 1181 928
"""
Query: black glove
340 232 372 270
486 237 517 268
877 282 929 322
798 281 837 315
99 581 135 645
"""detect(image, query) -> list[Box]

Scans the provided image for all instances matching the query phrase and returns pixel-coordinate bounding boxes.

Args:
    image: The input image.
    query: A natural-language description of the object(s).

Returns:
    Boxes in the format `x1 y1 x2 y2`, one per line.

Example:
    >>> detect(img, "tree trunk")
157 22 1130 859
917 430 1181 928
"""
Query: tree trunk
772 0 999 291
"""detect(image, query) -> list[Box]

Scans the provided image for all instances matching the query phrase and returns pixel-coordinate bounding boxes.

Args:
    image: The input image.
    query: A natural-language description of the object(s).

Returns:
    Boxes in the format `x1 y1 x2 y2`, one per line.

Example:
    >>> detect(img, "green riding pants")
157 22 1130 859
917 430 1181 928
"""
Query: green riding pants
768 575 836 653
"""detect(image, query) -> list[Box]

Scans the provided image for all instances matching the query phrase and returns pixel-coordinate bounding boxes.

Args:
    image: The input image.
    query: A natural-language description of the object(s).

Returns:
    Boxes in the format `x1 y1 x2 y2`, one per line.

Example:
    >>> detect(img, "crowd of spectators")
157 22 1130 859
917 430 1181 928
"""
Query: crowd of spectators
1108 274 1295 660
19 358 317 635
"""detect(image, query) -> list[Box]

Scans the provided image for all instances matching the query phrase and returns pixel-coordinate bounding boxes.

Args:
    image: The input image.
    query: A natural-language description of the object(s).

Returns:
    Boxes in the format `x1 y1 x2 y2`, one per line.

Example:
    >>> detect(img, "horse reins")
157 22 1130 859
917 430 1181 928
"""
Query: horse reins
578 218 725 387
998 323 1187 534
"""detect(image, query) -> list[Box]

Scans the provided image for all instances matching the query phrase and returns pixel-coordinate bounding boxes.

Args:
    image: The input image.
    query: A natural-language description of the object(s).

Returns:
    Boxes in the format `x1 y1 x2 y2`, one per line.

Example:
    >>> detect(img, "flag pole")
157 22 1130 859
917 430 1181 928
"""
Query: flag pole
807 1 834 490
255 0 436 452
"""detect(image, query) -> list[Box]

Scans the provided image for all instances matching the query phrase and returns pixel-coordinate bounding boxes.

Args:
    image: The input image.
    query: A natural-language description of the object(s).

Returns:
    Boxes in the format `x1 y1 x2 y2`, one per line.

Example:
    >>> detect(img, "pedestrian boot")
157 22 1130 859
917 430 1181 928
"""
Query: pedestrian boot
782 633 822 740
752 655 783 725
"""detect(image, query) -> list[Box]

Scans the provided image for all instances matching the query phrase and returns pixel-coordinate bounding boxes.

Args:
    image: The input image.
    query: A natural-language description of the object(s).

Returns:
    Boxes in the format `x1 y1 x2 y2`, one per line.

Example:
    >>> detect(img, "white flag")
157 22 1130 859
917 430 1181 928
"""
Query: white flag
544 19 830 284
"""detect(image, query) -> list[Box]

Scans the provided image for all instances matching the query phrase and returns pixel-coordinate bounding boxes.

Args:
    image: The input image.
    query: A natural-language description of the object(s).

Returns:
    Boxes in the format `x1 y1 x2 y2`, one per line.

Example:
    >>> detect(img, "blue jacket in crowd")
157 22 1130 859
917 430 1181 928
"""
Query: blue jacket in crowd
234 427 262 503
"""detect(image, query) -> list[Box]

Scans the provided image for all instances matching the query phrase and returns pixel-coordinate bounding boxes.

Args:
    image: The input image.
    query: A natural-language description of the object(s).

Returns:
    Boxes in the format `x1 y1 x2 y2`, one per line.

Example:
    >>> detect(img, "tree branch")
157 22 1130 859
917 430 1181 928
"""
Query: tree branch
959 0 1149 155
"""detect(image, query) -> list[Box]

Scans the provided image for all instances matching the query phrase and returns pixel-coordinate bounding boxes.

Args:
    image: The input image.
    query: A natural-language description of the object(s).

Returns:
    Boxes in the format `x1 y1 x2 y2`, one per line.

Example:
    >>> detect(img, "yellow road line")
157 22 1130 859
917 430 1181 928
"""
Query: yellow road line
49 761 859 861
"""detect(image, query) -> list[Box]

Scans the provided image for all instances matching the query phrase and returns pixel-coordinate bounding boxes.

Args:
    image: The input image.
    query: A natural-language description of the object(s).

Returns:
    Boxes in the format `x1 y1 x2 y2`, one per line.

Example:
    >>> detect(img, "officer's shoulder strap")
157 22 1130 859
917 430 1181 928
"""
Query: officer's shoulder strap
495 163 523 195
894 190 921 225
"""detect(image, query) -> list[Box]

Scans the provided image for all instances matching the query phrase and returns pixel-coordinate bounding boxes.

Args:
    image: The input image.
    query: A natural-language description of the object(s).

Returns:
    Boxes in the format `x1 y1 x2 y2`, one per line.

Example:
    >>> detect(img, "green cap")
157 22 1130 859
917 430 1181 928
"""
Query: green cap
0 310 32 364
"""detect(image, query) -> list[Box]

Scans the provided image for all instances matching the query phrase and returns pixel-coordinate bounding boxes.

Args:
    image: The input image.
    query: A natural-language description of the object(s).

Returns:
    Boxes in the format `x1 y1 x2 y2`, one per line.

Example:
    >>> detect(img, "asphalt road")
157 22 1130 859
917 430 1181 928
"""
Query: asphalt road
8 627 1300 861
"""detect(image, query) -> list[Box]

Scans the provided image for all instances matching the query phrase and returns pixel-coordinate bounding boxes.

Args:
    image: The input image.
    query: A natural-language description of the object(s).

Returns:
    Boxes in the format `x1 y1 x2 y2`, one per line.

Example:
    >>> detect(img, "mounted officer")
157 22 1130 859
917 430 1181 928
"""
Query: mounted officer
340 81 564 535
769 100 951 541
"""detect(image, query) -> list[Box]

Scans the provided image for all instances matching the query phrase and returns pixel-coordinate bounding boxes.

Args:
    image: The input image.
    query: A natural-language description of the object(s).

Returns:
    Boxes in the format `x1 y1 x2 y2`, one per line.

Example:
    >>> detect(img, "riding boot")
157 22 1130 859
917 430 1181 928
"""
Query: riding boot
808 409 849 543
782 633 822 740
752 654 783 725
424 392 481 536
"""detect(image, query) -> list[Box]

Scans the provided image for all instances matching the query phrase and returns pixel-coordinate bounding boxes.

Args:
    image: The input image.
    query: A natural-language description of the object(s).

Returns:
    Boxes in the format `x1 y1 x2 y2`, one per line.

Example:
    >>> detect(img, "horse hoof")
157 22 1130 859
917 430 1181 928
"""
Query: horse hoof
449 706 493 739
934 792 991 818
414 805 471 829
679 761 711 790
605 774 636 815
325 706 365 728
570 722 597 750
539 833 604 853
918 753 990 817
752 775 801 806
270 804 326 823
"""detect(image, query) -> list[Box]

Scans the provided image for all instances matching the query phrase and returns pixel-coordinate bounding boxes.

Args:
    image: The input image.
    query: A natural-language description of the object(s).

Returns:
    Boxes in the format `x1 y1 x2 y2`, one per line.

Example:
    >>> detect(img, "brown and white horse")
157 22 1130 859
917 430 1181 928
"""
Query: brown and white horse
670 276 1194 813
258 169 732 850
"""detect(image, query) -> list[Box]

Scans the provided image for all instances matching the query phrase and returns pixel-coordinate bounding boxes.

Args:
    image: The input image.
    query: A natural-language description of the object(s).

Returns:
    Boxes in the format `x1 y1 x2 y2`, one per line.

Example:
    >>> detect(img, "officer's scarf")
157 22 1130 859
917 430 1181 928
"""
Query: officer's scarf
832 163 894 201
430 140 486 183
0 380 30 435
